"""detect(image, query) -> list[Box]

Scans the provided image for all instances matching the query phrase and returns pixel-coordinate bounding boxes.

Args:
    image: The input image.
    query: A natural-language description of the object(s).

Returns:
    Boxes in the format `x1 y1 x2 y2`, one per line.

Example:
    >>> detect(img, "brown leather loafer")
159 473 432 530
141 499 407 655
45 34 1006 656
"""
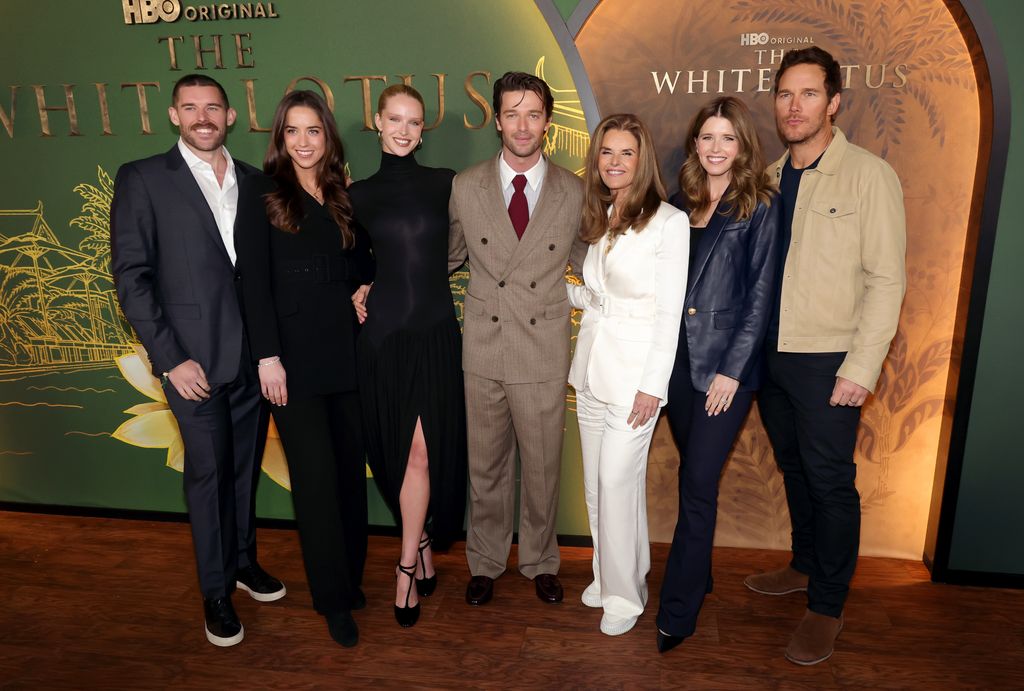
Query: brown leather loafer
465 575 494 606
534 573 564 603
785 609 844 665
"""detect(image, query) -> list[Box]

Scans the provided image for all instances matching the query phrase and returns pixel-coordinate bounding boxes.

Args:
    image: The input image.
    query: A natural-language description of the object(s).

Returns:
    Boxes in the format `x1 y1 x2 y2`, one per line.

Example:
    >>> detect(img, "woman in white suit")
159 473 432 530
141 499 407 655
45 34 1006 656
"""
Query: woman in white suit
567 113 689 636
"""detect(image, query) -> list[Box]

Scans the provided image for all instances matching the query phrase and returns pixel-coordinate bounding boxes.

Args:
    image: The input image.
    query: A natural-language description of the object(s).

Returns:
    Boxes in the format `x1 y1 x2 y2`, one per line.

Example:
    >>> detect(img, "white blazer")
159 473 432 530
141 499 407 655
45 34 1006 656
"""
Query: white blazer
567 201 689 407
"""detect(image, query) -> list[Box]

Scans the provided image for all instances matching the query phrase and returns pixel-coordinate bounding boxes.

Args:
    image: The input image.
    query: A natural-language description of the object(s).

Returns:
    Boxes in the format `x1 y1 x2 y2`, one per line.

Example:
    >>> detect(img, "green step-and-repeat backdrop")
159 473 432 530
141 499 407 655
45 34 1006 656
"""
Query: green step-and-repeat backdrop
0 0 591 531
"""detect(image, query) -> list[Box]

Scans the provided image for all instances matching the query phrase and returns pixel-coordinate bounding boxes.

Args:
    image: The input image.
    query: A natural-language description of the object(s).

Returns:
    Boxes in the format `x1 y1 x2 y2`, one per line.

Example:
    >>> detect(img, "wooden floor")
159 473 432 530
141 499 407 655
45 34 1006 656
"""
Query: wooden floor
1 512 1022 690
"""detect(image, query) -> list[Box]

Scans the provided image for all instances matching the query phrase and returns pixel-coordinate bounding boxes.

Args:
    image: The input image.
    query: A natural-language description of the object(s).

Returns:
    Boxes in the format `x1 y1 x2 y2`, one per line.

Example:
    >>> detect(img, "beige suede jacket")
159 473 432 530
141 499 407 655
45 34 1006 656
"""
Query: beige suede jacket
770 127 907 392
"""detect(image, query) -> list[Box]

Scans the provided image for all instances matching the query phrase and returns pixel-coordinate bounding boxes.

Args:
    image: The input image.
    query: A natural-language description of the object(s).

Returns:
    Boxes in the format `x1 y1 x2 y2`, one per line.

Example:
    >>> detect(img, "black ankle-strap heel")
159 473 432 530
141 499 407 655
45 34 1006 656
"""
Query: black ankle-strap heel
394 562 420 628
416 535 437 597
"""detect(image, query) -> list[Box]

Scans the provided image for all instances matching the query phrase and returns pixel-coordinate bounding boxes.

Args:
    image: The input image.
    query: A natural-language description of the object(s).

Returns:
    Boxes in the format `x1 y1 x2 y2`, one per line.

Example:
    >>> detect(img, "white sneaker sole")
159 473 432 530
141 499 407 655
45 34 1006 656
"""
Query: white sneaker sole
236 580 287 602
206 623 244 647
599 615 638 636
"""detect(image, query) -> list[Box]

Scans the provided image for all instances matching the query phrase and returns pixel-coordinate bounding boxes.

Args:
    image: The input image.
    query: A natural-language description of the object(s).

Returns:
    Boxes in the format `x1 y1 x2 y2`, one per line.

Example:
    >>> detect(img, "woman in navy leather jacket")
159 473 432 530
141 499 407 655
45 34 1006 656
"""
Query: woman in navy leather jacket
655 96 780 652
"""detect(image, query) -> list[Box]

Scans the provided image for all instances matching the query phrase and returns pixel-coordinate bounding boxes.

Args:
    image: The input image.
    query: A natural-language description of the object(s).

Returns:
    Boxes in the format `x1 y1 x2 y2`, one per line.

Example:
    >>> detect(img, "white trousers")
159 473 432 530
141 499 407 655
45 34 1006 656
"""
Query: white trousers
575 385 657 621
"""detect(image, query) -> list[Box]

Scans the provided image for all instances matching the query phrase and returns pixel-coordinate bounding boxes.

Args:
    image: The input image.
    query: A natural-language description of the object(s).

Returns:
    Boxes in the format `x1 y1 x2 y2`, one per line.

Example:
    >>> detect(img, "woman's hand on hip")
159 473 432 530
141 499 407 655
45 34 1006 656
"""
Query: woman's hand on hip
258 358 288 407
628 391 660 429
705 374 739 416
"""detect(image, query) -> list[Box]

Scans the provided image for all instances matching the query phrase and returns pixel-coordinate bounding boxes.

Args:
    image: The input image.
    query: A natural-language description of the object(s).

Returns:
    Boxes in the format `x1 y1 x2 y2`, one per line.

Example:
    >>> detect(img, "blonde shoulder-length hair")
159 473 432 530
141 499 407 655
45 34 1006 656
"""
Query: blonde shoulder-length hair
678 96 774 221
580 113 666 244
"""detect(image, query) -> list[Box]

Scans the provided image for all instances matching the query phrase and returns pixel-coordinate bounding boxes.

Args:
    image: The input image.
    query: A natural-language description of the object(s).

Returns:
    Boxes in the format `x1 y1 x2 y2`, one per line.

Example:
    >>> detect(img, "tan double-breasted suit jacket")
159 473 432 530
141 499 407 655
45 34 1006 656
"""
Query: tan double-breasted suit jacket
448 156 586 579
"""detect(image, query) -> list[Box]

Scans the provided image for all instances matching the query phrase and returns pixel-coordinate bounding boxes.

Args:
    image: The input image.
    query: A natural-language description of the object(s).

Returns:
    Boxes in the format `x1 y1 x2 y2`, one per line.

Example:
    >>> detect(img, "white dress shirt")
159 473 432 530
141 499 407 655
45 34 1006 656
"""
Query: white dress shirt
177 138 239 265
499 153 547 216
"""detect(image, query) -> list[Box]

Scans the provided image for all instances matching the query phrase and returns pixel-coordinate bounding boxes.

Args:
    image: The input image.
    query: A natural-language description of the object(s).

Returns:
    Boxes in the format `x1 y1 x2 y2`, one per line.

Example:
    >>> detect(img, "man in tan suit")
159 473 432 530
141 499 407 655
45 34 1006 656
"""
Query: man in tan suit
449 72 587 606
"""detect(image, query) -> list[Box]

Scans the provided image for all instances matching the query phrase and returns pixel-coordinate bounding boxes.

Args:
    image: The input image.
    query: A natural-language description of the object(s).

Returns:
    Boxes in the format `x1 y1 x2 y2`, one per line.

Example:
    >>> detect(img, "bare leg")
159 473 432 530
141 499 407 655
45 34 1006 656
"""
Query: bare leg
396 418 430 608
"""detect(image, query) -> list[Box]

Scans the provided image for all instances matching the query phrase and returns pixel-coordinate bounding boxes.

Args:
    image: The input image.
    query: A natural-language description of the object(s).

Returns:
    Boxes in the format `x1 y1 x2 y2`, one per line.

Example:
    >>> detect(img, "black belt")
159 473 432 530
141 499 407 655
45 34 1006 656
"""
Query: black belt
277 254 355 283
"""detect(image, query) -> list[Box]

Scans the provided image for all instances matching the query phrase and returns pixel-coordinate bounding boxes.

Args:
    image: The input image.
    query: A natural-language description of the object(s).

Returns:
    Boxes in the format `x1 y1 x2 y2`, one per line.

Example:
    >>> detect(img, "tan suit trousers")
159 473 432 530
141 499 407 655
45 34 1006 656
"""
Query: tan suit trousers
464 372 566 579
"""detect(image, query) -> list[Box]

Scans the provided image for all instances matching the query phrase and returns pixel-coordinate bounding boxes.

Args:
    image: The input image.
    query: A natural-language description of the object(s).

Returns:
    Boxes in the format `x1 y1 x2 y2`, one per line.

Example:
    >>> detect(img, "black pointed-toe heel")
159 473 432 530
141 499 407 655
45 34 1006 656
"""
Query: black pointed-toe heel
416 535 437 597
394 562 421 628
657 629 686 653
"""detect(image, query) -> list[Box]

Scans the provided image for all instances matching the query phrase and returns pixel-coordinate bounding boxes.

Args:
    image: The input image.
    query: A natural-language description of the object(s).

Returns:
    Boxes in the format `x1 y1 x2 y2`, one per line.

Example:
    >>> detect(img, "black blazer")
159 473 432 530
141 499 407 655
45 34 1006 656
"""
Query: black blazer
234 173 374 400
671 192 781 392
110 145 260 383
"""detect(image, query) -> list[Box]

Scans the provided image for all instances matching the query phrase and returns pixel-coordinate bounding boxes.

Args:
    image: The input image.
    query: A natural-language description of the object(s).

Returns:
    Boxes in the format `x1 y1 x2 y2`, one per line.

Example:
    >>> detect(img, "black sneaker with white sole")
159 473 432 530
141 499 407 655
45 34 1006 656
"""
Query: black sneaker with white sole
236 562 287 602
204 596 244 647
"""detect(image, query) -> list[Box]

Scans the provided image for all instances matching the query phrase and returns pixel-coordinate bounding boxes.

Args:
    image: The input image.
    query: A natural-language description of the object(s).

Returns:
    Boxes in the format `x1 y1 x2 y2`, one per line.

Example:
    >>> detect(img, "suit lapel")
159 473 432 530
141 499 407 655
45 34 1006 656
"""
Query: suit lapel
165 145 233 268
686 205 732 299
506 162 565 275
478 159 520 261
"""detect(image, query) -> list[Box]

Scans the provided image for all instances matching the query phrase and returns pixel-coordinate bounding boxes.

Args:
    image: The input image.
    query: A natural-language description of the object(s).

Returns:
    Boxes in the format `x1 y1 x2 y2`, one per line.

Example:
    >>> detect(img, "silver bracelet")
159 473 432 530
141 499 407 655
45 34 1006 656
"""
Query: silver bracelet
258 357 281 368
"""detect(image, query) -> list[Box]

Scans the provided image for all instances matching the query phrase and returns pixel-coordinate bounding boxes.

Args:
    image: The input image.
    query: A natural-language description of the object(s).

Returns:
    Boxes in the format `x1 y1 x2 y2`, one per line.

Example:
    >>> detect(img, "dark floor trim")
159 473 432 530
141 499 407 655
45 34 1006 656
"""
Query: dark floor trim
0 501 593 546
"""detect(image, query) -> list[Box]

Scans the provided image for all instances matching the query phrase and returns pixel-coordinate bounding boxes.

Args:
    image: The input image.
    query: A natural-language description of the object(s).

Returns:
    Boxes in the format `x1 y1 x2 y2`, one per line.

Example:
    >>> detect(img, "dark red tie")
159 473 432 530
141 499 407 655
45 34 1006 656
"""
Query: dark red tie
508 174 529 239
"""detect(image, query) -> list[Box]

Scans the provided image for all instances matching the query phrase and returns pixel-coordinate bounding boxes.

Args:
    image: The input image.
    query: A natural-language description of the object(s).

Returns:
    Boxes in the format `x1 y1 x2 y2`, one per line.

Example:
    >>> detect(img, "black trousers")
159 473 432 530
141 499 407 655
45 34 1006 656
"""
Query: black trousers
657 366 754 637
272 390 367 615
164 355 266 600
757 348 862 617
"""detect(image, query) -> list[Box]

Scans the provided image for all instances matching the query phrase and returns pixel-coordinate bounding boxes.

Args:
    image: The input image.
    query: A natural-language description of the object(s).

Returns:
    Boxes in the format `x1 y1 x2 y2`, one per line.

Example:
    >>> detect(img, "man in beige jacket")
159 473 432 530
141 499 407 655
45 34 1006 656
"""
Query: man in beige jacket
449 72 587 607
744 47 906 665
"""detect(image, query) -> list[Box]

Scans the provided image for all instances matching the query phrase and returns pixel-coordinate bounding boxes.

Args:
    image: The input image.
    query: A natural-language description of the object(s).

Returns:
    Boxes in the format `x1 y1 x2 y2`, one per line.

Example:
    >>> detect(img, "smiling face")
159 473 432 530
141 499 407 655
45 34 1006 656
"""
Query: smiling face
374 93 424 157
495 89 550 168
774 62 840 148
282 105 325 172
168 85 235 154
598 128 639 199
695 115 740 181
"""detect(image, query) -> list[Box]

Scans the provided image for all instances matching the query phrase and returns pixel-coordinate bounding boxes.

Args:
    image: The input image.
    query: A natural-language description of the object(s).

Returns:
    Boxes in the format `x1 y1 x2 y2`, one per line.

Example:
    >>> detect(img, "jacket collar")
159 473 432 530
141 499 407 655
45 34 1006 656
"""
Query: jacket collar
686 198 733 299
771 126 848 181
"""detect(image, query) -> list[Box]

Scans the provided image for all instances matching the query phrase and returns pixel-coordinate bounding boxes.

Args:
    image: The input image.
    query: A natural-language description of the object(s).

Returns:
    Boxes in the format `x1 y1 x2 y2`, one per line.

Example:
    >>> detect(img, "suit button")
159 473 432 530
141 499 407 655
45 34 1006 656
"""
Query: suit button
498 280 505 287
548 243 556 250
234 270 241 281
530 281 536 289
491 315 499 322
687 307 697 316
481 237 488 244
830 208 836 214
530 318 536 325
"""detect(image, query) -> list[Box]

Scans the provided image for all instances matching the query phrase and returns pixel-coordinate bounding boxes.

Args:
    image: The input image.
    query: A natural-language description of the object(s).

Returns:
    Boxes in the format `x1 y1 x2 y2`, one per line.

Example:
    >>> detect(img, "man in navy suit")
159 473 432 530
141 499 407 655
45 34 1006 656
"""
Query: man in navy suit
110 74 285 647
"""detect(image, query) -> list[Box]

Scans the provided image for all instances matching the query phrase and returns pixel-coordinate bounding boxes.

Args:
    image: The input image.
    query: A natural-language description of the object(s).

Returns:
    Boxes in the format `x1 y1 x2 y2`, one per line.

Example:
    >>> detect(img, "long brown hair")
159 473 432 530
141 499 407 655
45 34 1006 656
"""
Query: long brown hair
678 96 773 222
580 113 665 244
263 90 354 247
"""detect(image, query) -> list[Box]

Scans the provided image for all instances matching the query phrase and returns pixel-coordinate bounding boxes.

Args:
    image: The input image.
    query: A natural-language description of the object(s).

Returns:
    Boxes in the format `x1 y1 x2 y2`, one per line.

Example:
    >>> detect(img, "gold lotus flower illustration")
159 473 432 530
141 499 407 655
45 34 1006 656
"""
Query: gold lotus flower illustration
111 344 292 490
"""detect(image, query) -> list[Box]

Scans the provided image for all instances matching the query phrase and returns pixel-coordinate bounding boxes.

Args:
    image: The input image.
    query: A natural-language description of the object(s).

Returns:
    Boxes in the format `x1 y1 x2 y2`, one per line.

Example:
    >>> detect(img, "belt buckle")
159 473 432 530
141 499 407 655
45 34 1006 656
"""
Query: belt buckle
312 254 328 283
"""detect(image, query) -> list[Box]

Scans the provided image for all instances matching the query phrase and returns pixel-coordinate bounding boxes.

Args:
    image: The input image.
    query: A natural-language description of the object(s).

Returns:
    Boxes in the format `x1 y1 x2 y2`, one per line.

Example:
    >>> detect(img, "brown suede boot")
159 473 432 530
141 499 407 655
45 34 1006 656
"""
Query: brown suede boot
785 609 844 665
743 566 809 595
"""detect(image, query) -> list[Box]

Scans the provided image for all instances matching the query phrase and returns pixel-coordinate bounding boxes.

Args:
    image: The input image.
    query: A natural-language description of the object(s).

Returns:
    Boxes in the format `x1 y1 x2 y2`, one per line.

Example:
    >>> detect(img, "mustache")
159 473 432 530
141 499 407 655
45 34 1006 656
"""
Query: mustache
190 123 220 132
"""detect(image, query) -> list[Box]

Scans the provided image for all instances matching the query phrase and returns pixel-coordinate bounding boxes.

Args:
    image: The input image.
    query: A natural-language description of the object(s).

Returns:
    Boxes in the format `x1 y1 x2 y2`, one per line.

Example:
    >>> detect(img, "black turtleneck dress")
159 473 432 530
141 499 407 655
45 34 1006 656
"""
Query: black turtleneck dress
349 152 467 548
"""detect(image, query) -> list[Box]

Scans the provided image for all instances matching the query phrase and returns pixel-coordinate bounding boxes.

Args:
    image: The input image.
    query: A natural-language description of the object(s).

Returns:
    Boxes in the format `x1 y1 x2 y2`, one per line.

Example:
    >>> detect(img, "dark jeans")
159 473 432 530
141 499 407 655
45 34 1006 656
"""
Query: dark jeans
757 348 862 618
656 371 754 637
273 390 367 615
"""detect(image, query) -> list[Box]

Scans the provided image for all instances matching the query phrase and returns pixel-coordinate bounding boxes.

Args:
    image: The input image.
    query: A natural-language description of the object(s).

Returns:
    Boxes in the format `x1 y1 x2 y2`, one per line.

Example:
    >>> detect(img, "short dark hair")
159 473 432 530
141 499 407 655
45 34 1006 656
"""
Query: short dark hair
774 46 842 103
171 74 229 108
492 71 554 120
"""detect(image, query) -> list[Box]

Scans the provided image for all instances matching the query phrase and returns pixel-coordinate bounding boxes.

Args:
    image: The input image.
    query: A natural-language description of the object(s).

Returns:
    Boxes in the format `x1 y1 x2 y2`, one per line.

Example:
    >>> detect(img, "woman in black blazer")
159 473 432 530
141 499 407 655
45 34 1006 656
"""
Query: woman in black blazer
235 90 373 648
656 96 780 652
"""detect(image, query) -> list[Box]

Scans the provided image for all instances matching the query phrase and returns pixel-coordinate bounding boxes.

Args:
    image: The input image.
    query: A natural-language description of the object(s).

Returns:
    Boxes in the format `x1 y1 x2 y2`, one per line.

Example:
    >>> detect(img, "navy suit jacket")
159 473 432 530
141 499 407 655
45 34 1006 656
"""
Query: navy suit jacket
110 145 260 383
671 192 781 392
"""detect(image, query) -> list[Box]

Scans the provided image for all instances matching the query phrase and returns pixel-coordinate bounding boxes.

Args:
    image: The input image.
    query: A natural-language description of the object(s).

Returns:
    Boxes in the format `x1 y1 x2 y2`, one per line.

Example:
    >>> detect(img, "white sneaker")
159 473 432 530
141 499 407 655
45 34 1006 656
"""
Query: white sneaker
581 582 602 608
600 612 638 636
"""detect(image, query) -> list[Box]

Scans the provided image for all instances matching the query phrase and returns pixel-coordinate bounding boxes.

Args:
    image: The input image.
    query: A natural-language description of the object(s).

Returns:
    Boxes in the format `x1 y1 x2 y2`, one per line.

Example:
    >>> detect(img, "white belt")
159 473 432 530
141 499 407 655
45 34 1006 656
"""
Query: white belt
587 292 656 319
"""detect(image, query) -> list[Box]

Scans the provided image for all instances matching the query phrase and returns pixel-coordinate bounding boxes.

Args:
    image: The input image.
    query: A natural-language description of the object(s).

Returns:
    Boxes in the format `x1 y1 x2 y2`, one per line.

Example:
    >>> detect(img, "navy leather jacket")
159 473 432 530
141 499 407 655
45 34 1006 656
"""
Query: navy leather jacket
669 191 781 393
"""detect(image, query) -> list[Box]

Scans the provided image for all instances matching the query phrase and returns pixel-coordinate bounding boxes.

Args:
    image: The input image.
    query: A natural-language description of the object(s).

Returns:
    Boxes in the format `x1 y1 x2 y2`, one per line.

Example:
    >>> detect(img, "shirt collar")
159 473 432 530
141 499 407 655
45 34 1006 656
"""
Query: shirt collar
177 137 235 176
498 152 547 192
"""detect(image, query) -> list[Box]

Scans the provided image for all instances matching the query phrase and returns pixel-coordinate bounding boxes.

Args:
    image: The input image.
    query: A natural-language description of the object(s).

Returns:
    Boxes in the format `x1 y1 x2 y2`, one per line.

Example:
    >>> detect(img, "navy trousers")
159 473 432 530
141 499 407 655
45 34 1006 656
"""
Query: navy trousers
656 364 754 638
